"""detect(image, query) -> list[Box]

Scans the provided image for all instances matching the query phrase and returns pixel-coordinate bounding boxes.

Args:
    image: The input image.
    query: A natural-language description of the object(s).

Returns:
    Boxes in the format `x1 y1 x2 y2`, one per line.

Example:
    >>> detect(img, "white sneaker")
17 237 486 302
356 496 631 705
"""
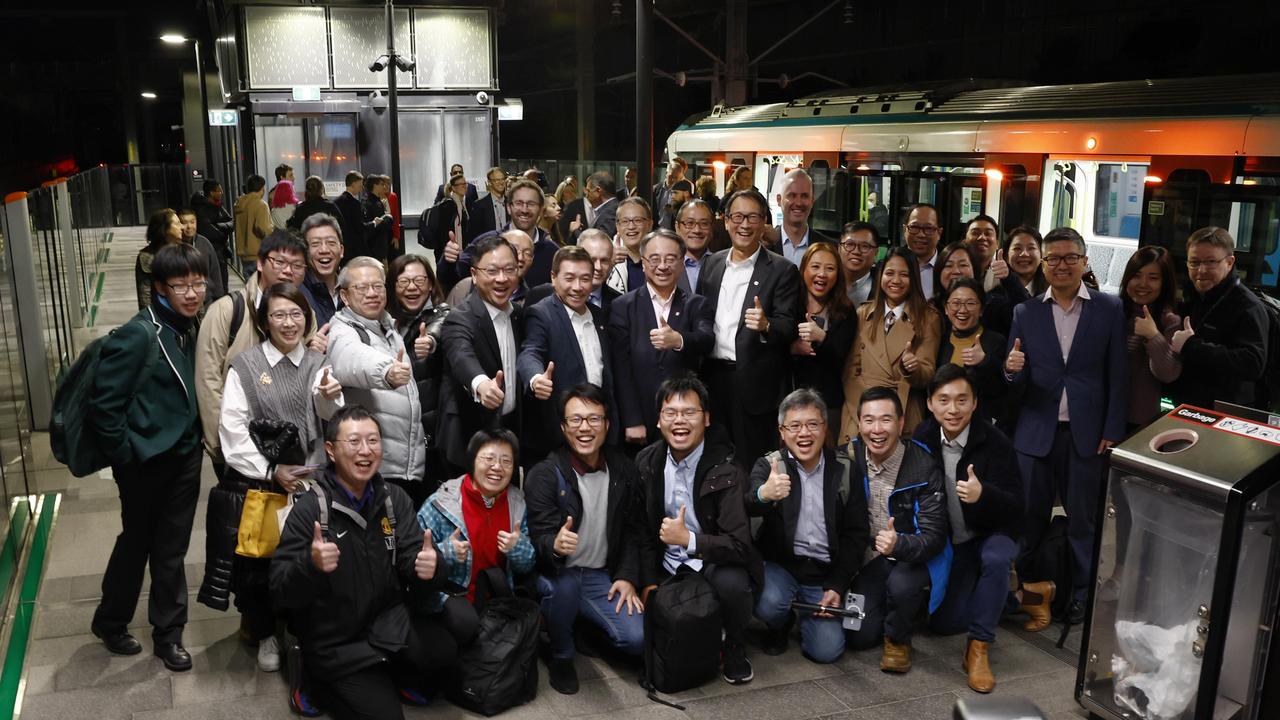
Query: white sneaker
257 635 281 672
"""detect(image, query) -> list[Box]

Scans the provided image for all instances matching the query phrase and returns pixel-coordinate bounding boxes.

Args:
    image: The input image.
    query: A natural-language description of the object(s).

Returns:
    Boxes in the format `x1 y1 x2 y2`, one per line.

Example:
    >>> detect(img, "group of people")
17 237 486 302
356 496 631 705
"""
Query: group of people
92 158 1271 720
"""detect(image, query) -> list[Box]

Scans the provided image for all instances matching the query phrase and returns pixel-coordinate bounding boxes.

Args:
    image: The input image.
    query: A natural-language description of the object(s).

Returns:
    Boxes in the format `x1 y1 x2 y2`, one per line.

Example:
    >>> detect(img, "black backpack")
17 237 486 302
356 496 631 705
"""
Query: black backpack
449 575 540 717
1023 514 1073 645
642 566 722 707
1252 289 1280 412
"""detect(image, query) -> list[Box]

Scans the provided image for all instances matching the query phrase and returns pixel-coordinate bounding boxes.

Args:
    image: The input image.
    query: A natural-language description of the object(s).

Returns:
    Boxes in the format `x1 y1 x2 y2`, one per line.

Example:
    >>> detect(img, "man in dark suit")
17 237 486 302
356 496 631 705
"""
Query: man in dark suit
518 246 614 461
560 171 619 245
438 234 523 471
433 163 478 208
610 229 714 447
447 179 558 291
698 188 800 468
1004 227 1127 624
334 171 369 262
463 167 509 243
674 199 715 296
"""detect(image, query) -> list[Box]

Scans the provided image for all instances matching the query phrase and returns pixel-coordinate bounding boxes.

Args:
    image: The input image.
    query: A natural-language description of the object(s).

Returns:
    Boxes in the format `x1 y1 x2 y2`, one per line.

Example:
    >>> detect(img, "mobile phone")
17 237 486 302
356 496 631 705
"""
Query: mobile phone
291 464 322 477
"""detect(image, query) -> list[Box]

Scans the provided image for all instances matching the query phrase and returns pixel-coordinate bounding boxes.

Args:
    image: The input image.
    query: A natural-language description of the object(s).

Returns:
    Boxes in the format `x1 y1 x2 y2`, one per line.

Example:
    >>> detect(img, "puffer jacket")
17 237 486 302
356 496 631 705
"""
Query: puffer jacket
327 306 425 482
416 476 535 612
197 471 273 610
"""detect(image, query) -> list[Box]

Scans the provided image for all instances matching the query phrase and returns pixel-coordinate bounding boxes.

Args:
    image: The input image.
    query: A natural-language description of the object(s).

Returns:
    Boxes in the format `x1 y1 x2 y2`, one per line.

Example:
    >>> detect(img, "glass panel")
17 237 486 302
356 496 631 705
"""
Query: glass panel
330 8 412 89
396 111 445 219
306 115 359 188
1216 483 1279 720
1094 163 1149 240
254 118 306 182
442 110 492 213
244 6 330 90
1207 199 1280 289
851 174 893 244
809 165 846 236
412 8 493 89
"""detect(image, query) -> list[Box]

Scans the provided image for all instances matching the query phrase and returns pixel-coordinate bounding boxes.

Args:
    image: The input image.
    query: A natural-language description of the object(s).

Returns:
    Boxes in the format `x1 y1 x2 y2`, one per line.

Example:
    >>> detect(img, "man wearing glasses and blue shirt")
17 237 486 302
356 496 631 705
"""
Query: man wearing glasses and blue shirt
903 204 943 299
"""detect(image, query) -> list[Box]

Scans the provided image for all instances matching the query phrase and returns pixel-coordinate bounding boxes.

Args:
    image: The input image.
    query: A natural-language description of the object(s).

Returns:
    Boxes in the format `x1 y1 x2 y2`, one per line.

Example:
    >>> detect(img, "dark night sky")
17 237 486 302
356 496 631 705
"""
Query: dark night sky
1 1 1277 191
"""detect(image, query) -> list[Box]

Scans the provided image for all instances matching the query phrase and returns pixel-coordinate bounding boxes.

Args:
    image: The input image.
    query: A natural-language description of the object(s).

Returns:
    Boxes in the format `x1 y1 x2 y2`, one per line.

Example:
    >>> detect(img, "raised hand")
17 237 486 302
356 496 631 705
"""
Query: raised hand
743 296 769 333
1133 305 1159 340
608 579 643 615
443 231 462 263
318 366 342 401
496 528 521 555
554 516 578 557
874 517 898 557
449 528 471 561
308 322 330 354
956 464 983 504
798 312 827 345
311 521 340 573
624 425 648 444
415 529 438 580
413 322 436 359
1171 316 1195 354
479 370 506 410
531 361 556 401
960 340 986 367
659 505 692 548
649 314 683 351
900 338 919 374
1005 338 1025 374
760 458 792 502
990 248 1009 280
385 348 412 388
569 214 583 234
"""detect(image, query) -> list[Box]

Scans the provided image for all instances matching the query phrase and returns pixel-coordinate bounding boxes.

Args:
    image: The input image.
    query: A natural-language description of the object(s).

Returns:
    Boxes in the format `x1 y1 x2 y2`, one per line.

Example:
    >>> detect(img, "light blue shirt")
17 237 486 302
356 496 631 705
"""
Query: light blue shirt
779 226 811 266
663 441 705 573
683 255 702 291
793 454 830 562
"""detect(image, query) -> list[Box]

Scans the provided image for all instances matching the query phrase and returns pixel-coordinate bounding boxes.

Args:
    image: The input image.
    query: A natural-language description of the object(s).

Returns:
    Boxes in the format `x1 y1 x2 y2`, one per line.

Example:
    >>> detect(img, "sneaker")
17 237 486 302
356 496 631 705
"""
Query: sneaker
290 688 322 718
258 635 281 672
398 687 432 706
721 643 753 685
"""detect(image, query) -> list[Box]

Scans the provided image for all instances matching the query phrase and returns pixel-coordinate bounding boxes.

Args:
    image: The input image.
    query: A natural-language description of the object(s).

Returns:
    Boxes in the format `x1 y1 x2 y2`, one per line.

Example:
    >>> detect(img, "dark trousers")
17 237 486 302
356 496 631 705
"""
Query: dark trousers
384 476 429 513
667 563 753 647
1017 423 1105 602
93 446 202 643
704 359 778 469
846 556 930 649
929 533 1018 642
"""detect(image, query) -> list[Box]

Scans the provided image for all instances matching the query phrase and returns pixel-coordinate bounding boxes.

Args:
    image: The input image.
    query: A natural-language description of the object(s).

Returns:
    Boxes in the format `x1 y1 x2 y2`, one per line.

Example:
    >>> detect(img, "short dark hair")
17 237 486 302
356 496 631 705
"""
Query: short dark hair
841 220 880 245
559 383 610 420
466 428 520 471
942 275 986 306
586 171 616 196
245 174 267 194
1003 225 1042 250
470 232 517 267
345 171 364 187
150 243 207 284
1042 226 1087 255
300 212 343 243
655 373 709 417
551 245 593 276
676 198 714 222
304 175 325 201
723 188 768 216
618 196 652 219
639 228 685 256
903 202 939 224
928 363 976 398
965 214 1000 237
258 229 307 261
177 207 197 220
325 405 383 443
274 163 292 181
857 386 902 418
256 282 315 337
202 179 221 194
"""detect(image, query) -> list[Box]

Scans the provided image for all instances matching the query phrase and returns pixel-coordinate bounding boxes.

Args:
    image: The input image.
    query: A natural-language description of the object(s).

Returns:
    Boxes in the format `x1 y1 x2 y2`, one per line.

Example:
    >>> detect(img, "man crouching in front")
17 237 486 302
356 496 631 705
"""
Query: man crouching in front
270 406 458 720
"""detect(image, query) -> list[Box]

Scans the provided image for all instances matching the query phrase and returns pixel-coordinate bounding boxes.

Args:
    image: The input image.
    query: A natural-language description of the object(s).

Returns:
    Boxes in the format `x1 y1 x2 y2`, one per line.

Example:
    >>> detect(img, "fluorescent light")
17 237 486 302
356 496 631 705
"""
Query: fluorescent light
984 168 1004 181
160 34 188 44
140 92 157 99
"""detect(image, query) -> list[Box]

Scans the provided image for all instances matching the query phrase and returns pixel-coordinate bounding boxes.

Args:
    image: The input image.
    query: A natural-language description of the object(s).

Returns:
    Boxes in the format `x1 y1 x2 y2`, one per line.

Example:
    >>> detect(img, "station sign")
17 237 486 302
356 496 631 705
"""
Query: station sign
208 110 238 126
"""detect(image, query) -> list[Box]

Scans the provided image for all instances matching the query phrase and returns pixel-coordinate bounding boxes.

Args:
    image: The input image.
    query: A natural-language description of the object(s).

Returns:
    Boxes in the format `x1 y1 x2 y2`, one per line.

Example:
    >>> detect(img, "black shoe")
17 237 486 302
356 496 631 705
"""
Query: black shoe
722 643 753 685
92 627 142 656
762 624 789 656
1066 600 1086 625
548 658 579 695
154 642 192 672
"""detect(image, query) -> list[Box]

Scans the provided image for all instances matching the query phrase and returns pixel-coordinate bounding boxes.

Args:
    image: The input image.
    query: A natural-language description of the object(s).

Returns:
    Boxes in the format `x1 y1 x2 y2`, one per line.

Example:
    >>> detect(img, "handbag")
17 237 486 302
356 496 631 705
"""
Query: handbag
235 487 289 557
248 418 306 467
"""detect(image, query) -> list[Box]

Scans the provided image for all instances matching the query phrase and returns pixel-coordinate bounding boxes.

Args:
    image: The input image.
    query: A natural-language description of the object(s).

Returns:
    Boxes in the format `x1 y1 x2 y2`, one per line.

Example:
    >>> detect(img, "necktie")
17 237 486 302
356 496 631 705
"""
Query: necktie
885 309 896 335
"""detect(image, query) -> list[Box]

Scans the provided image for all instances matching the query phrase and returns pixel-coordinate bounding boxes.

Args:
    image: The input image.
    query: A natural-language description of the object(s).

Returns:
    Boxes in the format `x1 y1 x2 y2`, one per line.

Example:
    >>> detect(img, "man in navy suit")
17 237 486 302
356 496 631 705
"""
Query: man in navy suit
518 246 614 463
609 229 714 446
1004 227 1127 623
675 199 715 296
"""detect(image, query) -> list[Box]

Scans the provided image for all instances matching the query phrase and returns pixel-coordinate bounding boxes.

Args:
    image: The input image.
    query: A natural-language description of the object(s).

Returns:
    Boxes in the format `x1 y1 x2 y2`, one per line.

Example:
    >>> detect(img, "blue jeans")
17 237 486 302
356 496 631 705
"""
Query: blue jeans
929 534 1018 642
754 562 845 663
537 567 645 660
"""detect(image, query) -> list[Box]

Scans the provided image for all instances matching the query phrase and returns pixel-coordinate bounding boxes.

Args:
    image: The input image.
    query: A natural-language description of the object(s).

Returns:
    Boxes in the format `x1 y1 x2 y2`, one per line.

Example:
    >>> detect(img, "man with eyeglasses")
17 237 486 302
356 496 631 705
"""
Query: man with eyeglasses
434 162 478 208
635 375 762 685
525 384 647 694
90 244 207 671
298 213 345 327
197 230 316 482
1170 226 1269 410
611 229 715 447
446 229 535 309
451 178 559 289
749 389 869 664
699 188 801 469
674 199 715 295
771 169 836 267
463 166 509 242
1004 226 1127 625
604 197 653 295
903 204 943 299
518 246 615 462
326 256 426 506
561 171 619 245
839 221 880 305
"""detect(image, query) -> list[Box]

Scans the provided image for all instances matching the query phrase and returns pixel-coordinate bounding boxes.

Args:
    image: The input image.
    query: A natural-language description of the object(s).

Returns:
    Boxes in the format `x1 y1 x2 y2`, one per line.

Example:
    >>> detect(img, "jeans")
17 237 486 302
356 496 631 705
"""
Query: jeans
754 562 845 663
537 567 645 660
845 556 930 649
929 534 1018 642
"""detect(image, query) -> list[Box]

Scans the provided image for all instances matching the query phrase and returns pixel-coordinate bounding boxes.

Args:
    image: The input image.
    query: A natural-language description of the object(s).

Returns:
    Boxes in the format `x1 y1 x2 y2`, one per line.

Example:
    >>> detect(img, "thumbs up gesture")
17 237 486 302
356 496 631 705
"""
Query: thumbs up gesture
961 339 986 367
479 370 506 410
649 313 683 350
308 322 331 354
798 312 827 345
413 321 436 359
990 248 1009 280
449 528 471 562
555 515 579 557
496 528 521 555
317 366 342 400
1171 316 1195 354
900 338 919 374
956 464 983 504
743 295 769 333
1005 337 1025 374
569 214 583 234
443 230 462 263
875 516 898 556
531 361 556 401
311 521 340 573
760 458 792 502
415 529 438 580
660 505 692 548
385 348 412 388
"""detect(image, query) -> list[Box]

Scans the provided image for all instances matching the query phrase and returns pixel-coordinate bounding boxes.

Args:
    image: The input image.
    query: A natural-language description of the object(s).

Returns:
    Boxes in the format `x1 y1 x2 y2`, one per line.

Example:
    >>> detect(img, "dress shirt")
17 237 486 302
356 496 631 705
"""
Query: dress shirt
470 300 518 416
793 454 830 562
1042 282 1091 421
940 425 976 544
662 441 705 573
864 442 904 563
219 341 343 480
566 303 604 386
918 249 939 300
491 194 507 229
684 254 704 291
883 301 906 333
779 226 811 266
848 271 874 305
589 196 616 227
588 288 603 308
712 246 762 361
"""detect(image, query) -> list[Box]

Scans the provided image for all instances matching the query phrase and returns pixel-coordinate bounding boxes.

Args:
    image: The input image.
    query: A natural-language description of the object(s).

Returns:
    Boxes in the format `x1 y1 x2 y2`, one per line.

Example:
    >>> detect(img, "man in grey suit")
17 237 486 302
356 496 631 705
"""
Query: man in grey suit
560 171 619 245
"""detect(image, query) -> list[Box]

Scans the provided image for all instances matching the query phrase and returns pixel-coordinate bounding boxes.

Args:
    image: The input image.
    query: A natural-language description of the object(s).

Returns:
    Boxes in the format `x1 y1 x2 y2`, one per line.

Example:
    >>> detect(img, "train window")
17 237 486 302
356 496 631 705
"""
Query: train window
1093 163 1148 240
810 165 846 235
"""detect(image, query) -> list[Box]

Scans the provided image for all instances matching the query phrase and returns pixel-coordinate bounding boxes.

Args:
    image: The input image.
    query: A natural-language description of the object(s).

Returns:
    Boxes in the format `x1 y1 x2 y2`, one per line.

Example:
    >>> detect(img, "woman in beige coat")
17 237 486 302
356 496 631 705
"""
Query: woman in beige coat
840 247 942 441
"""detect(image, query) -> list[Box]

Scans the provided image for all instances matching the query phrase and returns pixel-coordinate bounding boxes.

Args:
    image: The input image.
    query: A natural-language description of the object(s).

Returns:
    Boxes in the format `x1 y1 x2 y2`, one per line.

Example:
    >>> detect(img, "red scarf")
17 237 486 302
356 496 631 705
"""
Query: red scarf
460 475 510 602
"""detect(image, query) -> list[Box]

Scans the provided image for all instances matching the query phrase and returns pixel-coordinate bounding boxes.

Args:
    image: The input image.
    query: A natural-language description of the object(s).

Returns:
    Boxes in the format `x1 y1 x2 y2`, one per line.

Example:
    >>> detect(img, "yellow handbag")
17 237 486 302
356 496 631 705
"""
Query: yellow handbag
235 488 289 558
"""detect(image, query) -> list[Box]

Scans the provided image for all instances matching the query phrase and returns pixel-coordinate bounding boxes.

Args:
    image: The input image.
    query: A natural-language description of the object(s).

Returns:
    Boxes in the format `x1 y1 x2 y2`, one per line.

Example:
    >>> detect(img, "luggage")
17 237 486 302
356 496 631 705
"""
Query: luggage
642 566 722 706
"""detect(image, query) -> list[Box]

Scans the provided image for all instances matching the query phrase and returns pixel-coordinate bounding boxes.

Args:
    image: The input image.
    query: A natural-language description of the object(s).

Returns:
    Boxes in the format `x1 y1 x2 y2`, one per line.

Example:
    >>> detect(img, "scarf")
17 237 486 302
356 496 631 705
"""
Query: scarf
460 474 510 603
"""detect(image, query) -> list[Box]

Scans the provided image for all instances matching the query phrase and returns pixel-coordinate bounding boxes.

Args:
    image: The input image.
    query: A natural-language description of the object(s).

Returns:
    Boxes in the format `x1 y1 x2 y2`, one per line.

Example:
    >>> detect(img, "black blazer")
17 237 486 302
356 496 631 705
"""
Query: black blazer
912 415 1024 539
790 310 858 416
675 254 710 297
463 194 502 243
608 285 714 439
697 246 801 414
982 274 1033 338
434 181 478 209
935 325 1012 431
557 197 587 245
438 292 523 469
523 282 621 321
334 191 368 260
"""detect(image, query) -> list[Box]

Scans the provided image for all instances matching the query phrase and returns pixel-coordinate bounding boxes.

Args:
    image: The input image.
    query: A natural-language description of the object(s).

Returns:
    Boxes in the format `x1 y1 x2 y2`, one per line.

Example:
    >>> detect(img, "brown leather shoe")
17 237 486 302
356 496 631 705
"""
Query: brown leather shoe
1019 580 1056 632
880 636 912 673
963 638 995 693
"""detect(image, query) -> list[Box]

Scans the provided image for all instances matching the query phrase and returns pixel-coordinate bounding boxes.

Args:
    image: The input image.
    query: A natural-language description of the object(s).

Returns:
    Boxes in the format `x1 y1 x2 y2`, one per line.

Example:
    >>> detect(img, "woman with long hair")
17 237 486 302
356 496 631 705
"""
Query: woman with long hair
1003 226 1049 296
790 243 858 441
723 165 754 199
1119 245 1182 428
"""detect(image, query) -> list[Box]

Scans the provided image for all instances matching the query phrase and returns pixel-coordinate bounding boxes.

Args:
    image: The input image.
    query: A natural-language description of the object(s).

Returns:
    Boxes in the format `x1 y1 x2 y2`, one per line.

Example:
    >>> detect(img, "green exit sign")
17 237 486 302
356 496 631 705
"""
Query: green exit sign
208 110 238 126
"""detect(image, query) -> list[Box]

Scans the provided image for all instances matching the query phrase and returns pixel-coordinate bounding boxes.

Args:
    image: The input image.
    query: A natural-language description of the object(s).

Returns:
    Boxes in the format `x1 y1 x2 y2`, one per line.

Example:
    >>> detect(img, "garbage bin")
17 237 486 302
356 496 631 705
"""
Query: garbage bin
1077 404 1280 720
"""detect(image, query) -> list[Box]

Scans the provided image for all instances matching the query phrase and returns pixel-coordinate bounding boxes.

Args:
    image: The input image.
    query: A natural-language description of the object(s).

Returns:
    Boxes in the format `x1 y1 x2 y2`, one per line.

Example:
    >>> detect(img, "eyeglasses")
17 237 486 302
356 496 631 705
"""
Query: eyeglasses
906 224 940 236
165 280 208 295
726 212 767 225
966 228 997 239
780 420 824 434
476 453 514 469
345 282 386 295
946 300 980 311
840 241 877 254
678 219 712 230
617 217 651 227
1187 256 1230 270
563 414 606 428
660 408 703 421
268 310 306 323
339 436 381 451
266 255 306 273
307 237 341 250
644 254 681 268
509 200 541 210
395 276 430 289
1044 254 1084 267
477 265 518 279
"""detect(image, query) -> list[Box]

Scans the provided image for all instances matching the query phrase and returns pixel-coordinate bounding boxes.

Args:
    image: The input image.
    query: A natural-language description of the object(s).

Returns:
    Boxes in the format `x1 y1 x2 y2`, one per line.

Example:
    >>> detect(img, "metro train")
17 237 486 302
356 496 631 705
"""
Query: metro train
664 73 1280 293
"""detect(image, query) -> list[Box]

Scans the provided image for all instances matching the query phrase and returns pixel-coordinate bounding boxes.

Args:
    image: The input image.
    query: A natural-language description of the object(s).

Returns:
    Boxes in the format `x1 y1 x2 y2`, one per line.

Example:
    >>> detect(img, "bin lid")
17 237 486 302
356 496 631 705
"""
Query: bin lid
1112 405 1280 500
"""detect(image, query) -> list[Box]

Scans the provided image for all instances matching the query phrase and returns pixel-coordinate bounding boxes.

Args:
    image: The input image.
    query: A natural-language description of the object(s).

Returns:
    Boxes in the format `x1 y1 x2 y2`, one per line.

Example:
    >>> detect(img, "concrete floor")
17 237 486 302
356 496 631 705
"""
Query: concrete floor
15 227 1086 719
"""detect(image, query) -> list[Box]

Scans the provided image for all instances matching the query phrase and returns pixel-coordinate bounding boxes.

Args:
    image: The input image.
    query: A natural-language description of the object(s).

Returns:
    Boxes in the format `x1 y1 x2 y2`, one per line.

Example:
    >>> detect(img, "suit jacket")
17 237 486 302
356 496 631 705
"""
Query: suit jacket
557 197 587 245
839 302 942 441
524 282 620 321
675 254 710 297
463 194 502 243
912 416 1024 539
1006 287 1128 458
334 191 368 261
608 285 714 438
438 292 523 469
434 181 478 209
445 225 556 291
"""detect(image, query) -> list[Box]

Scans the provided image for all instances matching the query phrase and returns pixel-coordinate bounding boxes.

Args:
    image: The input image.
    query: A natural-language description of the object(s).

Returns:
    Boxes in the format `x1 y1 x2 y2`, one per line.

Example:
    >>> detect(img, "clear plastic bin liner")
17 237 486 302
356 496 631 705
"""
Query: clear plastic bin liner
1112 620 1200 719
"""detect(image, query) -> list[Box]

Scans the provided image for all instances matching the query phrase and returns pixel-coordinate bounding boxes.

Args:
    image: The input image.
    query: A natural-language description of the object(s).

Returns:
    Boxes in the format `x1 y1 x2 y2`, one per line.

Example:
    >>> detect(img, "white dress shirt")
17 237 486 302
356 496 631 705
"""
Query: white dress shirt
566 304 604 386
470 300 518 416
712 247 761 361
